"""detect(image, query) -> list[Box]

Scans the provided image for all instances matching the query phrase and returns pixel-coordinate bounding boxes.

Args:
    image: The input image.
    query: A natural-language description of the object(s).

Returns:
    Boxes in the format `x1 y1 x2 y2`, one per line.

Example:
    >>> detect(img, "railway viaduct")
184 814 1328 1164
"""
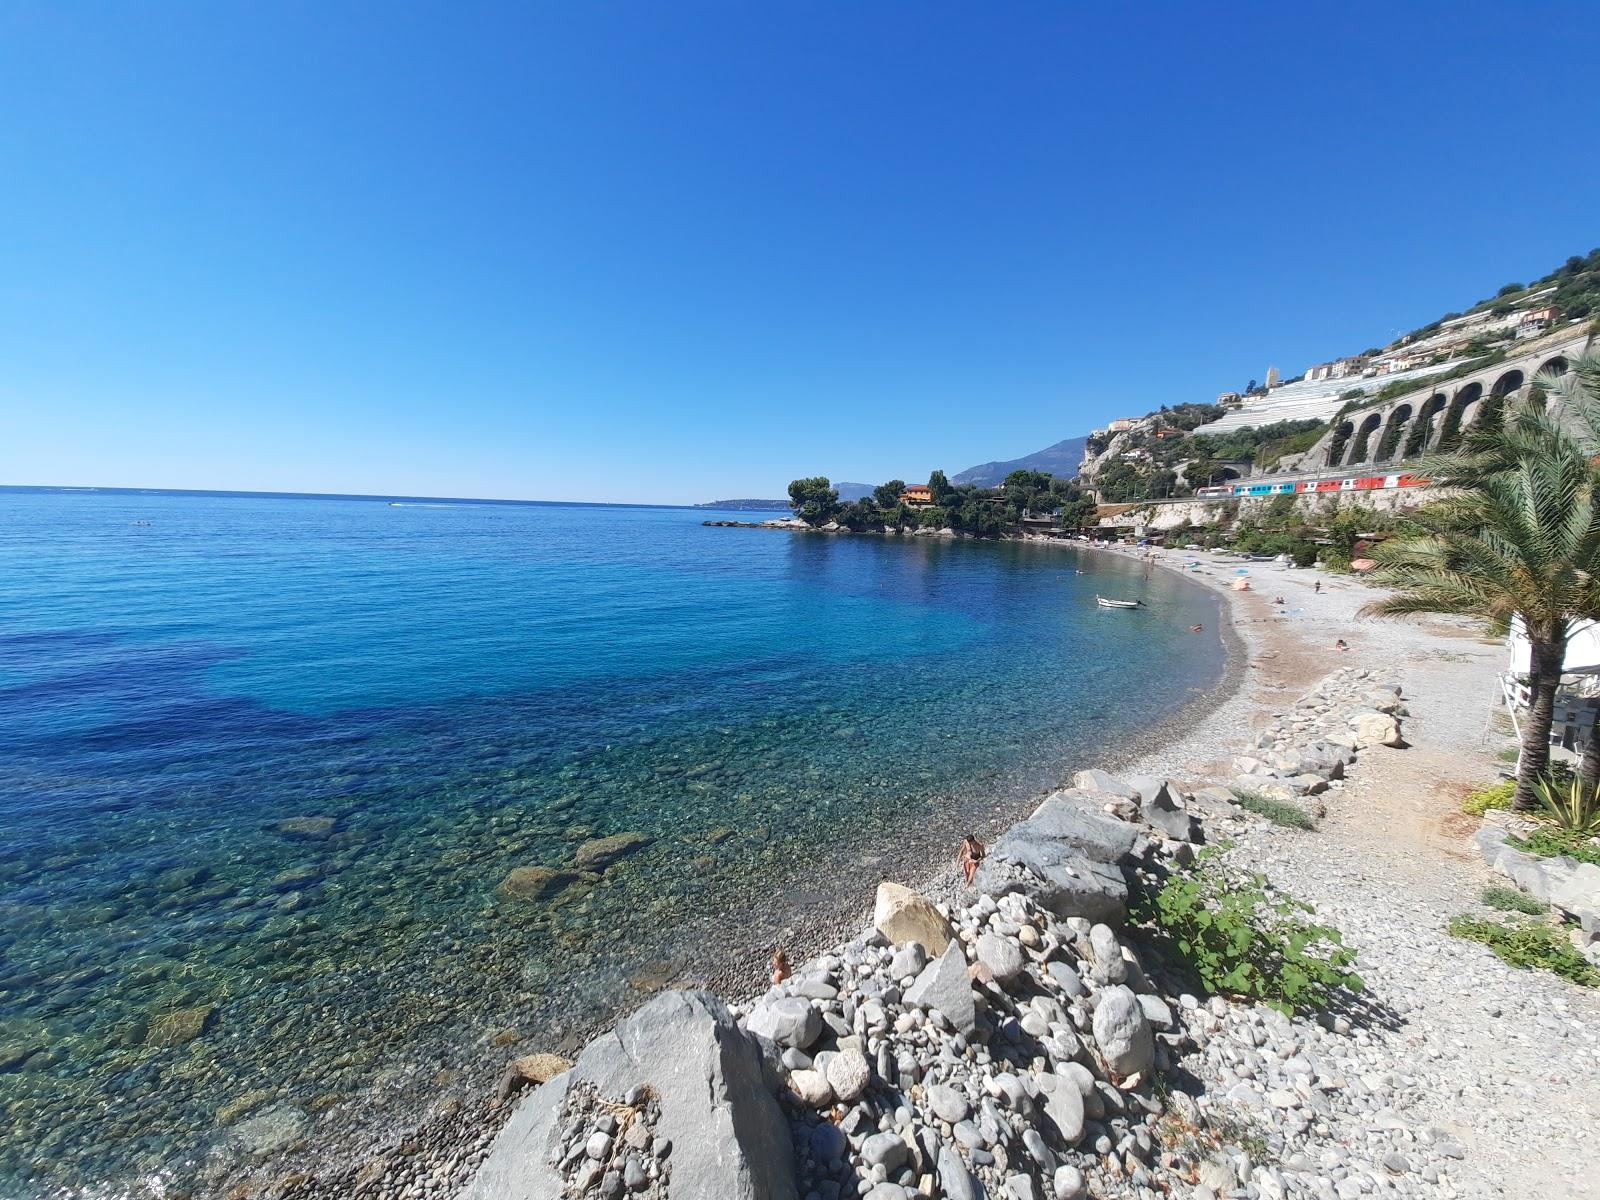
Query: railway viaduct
1300 326 1595 471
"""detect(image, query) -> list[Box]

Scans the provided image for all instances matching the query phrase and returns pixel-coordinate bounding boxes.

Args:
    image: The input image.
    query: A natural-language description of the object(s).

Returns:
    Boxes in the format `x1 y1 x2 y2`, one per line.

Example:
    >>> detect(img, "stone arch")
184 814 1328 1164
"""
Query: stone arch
1529 356 1569 408
1491 369 1525 398
1325 421 1354 467
1374 403 1413 463
1437 382 1482 451
1407 394 1448 456
1347 412 1383 465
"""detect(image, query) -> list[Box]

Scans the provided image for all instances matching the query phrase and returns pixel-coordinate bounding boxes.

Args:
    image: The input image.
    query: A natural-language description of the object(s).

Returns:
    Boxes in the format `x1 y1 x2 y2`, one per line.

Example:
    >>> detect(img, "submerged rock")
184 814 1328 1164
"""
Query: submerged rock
275 815 336 840
574 832 652 870
144 1003 216 1049
498 866 578 902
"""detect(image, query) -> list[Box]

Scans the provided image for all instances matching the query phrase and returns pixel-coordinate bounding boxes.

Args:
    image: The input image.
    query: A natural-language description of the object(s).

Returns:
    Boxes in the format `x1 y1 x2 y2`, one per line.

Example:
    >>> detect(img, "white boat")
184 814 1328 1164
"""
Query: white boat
1095 595 1142 609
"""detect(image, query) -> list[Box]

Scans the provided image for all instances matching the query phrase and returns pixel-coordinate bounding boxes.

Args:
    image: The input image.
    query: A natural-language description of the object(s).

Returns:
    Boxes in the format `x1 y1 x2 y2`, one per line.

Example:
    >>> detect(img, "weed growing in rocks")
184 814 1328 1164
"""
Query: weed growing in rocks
1138 847 1363 1016
1228 787 1316 830
1509 826 1600 866
1479 884 1549 915
1448 915 1600 986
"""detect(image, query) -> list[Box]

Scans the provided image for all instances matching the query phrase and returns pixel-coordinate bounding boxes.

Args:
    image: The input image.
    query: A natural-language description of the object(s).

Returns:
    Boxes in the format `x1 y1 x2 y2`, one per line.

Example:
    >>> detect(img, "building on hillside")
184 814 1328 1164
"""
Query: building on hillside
1107 417 1139 432
1265 366 1280 389
899 484 934 507
1518 307 1557 338
1216 390 1243 407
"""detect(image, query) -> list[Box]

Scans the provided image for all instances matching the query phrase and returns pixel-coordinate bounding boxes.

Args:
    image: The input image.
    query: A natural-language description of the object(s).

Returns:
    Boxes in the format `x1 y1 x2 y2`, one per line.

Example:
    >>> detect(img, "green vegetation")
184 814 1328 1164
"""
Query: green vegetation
1509 827 1600 867
1138 847 1362 1015
1229 787 1316 829
787 468 1096 538
1463 779 1515 816
786 476 840 525
1362 362 1600 809
1533 775 1600 835
1448 915 1600 986
1480 884 1548 916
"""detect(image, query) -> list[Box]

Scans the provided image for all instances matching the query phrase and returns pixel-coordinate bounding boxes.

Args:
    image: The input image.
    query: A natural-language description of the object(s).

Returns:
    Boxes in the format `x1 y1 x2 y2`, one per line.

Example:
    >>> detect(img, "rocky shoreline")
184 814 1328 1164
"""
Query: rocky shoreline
460 659 1439 1200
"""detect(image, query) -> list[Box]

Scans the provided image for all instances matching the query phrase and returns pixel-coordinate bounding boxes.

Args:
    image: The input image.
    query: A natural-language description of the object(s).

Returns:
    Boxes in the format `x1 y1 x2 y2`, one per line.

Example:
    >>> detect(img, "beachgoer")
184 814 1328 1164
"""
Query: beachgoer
1314 580 1322 594
771 948 791 985
1190 624 1203 633
1335 638 1349 651
957 835 985 885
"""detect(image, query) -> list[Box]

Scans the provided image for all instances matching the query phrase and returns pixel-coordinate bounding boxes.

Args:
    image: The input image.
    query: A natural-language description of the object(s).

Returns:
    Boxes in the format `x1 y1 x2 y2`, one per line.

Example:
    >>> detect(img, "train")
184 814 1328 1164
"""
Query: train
1194 472 1428 500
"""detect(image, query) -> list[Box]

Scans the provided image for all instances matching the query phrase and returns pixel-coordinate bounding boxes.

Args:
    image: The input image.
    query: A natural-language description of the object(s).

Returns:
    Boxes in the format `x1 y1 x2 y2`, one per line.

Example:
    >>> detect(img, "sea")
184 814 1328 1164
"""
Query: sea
0 487 1226 1197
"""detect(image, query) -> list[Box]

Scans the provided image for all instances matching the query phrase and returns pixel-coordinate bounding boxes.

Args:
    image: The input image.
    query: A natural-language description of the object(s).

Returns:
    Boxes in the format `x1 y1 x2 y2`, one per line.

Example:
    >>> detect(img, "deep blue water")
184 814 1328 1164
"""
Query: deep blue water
0 489 1224 1197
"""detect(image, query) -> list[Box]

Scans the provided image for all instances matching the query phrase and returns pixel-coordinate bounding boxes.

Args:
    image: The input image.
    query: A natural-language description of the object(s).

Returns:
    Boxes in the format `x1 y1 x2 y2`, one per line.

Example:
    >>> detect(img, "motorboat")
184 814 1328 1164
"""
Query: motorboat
1095 595 1142 609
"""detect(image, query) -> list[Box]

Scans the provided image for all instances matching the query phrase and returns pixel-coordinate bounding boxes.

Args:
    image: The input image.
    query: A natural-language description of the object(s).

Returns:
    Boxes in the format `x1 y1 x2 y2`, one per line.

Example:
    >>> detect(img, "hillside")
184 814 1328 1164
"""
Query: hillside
951 436 1087 487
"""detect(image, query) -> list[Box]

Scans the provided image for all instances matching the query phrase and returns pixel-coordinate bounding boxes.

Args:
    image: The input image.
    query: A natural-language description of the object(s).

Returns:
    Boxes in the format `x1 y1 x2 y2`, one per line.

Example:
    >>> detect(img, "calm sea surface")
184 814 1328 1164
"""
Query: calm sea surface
0 489 1224 1197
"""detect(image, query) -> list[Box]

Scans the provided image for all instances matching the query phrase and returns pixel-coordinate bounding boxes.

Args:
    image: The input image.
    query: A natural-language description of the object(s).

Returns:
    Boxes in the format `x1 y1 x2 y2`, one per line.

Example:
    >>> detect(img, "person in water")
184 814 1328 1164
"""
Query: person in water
1190 624 1203 633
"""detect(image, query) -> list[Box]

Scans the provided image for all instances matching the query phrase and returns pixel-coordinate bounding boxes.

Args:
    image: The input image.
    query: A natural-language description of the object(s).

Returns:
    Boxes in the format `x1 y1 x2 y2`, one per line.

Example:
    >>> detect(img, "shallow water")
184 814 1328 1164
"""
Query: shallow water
0 489 1223 1196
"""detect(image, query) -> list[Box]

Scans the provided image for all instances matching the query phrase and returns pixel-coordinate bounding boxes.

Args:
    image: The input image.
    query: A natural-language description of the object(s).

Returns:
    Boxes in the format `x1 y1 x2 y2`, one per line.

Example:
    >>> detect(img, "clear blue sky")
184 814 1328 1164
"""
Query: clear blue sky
2 2 1596 504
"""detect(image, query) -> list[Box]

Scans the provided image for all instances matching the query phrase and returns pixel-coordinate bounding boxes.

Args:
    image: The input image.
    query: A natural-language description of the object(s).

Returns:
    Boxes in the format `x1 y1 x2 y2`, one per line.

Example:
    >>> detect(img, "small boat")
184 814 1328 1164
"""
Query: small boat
1096 595 1142 609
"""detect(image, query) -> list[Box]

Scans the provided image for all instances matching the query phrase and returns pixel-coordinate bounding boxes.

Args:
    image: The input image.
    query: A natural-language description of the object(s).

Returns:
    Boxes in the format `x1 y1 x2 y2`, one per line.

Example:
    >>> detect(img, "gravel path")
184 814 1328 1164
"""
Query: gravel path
1131 548 1600 1200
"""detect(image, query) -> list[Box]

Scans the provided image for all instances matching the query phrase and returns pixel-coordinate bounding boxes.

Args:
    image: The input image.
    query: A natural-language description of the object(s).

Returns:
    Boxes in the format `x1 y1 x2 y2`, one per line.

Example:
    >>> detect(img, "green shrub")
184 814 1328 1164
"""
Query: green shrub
1448 915 1600 986
1480 884 1548 915
1230 787 1316 830
1463 779 1515 815
1510 827 1600 866
1138 846 1363 1015
1533 776 1600 835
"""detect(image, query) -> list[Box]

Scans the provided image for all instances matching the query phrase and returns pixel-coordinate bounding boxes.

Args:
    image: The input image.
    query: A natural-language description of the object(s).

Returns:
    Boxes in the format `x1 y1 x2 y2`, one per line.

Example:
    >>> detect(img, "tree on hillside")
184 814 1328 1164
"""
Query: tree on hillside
787 476 840 526
928 469 954 506
1361 359 1600 809
873 480 906 509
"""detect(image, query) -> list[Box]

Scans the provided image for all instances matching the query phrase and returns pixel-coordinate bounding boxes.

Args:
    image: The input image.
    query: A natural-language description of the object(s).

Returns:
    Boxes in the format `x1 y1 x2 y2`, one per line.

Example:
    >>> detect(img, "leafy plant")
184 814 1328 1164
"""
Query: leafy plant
1229 787 1316 830
1138 846 1363 1015
1463 779 1515 815
1448 915 1600 986
1533 776 1600 835
1510 826 1600 866
1479 884 1548 915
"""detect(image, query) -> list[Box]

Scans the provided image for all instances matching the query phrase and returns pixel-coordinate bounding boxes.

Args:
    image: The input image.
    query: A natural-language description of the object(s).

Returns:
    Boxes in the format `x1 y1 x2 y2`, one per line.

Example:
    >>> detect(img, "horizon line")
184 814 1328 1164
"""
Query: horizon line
0 483 793 511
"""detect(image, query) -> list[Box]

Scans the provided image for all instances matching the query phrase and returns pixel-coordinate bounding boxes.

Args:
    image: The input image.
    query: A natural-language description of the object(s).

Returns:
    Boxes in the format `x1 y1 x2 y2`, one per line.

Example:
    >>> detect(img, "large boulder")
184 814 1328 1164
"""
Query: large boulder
973 792 1139 925
873 882 955 955
1133 780 1200 843
1349 711 1404 749
1072 770 1141 801
903 941 975 1035
465 991 795 1200
744 997 822 1050
1548 862 1600 932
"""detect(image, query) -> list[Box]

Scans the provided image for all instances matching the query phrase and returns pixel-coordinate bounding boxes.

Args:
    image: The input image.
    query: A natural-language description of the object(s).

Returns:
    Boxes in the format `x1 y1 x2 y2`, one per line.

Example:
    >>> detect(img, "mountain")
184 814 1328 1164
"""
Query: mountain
951 436 1087 487
697 481 874 510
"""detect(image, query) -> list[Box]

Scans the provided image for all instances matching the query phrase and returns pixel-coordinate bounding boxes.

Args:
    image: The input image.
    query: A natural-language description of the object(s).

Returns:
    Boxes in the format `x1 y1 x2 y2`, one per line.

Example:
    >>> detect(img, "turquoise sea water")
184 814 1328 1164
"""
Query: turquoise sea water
0 489 1224 1197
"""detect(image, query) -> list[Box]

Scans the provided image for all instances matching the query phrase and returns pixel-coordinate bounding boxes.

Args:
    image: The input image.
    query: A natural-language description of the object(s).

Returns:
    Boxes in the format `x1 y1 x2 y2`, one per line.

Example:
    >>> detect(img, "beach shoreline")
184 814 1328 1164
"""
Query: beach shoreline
251 542 1273 1199
257 539 1600 1200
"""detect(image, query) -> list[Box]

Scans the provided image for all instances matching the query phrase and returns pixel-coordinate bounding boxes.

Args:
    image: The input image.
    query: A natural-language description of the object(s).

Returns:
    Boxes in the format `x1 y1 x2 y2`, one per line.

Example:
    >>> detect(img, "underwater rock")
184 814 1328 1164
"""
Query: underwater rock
574 833 652 870
499 866 578 902
144 1003 216 1049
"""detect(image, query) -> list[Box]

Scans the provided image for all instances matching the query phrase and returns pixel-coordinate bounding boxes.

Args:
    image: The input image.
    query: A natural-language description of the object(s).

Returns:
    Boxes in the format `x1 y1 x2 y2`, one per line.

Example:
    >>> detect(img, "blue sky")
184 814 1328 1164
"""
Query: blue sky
2 2 1596 504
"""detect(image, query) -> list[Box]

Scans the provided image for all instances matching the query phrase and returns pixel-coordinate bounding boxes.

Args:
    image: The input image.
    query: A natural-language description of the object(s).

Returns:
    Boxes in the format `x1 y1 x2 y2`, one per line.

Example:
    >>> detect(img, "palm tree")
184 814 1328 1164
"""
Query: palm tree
1360 357 1600 810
